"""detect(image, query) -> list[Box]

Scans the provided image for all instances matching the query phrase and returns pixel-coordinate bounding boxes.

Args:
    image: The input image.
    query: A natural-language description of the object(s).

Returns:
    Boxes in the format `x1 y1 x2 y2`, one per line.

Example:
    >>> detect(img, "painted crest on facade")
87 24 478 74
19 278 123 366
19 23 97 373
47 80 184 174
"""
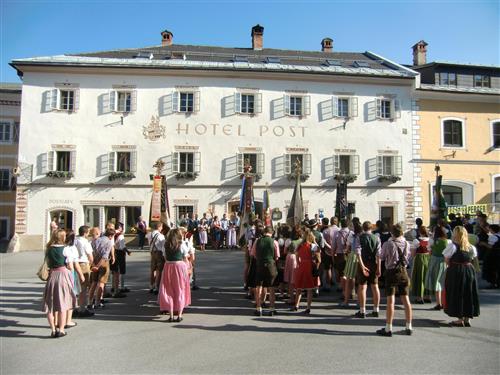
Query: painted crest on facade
143 115 166 141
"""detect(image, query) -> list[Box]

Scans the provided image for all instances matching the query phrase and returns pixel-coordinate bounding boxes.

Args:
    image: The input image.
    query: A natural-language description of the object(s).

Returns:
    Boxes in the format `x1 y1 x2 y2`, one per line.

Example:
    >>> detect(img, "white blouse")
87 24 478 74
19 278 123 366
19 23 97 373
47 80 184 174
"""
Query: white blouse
443 243 477 259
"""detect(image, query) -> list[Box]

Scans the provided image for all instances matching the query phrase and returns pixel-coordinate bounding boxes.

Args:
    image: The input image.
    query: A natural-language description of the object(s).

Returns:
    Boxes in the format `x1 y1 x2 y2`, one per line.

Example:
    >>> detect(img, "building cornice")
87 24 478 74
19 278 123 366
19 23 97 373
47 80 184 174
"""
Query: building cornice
411 158 500 165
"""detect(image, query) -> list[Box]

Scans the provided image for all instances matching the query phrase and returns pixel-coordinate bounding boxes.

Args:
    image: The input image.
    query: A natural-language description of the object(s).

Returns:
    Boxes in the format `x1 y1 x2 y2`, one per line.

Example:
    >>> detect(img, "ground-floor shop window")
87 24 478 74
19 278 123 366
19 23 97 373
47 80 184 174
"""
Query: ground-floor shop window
126 206 142 233
442 185 463 206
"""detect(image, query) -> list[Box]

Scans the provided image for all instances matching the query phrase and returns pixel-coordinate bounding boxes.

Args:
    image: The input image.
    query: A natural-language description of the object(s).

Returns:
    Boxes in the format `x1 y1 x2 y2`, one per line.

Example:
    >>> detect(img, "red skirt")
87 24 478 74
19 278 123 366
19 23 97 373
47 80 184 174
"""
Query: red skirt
294 260 318 289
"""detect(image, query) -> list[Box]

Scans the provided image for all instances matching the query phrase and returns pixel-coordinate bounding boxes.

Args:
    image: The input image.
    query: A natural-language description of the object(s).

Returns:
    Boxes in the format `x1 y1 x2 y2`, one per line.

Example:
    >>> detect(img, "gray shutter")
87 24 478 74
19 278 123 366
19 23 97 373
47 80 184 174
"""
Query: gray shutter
377 155 384 176
284 95 290 116
303 95 311 116
303 153 312 175
172 91 179 112
334 154 340 174
194 152 201 174
48 151 55 172
332 96 339 117
395 156 402 175
109 91 116 112
172 152 180 173
159 93 172 116
108 152 116 173
40 153 48 174
376 98 382 119
392 99 401 119
70 150 76 174
131 90 137 112
257 153 265 174
367 100 377 122
73 89 80 112
284 154 291 174
351 155 360 175
349 97 358 117
236 153 244 174
51 89 58 110
194 91 200 113
130 151 137 173
255 93 262 113
234 93 241 113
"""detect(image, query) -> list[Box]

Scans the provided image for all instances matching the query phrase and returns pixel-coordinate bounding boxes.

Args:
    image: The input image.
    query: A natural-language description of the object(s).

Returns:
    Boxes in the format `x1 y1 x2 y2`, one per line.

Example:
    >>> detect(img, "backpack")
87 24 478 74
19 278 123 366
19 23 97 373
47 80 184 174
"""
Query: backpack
359 233 379 263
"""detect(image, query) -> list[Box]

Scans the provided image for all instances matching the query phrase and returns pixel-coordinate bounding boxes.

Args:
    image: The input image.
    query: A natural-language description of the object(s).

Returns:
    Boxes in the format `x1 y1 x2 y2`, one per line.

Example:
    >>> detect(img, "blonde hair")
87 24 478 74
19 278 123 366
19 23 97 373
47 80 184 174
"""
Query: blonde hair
302 228 316 244
452 226 470 252
46 229 66 249
89 227 101 239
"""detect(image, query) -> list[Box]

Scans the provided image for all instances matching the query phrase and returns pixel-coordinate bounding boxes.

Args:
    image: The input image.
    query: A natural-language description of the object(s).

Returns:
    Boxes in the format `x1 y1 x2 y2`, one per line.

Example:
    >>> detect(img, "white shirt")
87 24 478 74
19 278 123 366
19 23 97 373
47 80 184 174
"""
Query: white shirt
63 245 79 264
115 233 126 250
488 233 500 247
443 243 477 259
75 236 93 263
180 237 196 258
147 230 165 253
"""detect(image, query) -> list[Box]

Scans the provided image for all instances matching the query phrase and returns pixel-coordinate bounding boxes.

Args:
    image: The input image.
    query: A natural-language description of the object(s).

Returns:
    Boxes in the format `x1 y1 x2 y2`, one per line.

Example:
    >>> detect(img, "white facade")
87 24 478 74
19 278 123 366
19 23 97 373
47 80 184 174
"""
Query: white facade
14 56 417 248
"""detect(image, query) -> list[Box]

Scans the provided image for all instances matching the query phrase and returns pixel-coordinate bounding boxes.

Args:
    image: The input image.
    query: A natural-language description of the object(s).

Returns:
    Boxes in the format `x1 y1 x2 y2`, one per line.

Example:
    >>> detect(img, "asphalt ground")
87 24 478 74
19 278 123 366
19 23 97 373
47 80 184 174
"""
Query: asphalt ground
1 250 499 375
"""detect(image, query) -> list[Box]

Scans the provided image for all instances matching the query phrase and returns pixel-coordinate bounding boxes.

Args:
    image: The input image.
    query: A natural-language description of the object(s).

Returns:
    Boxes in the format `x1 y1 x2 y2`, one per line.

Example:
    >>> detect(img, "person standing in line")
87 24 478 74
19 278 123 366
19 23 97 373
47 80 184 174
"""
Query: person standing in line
444 226 480 327
321 217 338 292
373 220 391 288
410 226 432 304
424 226 450 310
110 222 128 298
227 214 237 249
353 221 381 319
333 219 352 306
158 229 190 322
376 224 413 337
43 229 77 338
74 225 95 317
211 215 222 249
252 226 279 316
136 216 147 250
220 213 229 249
147 222 165 294
63 231 84 329
342 221 361 307
292 228 321 314
484 224 500 288
88 228 115 309
198 218 208 251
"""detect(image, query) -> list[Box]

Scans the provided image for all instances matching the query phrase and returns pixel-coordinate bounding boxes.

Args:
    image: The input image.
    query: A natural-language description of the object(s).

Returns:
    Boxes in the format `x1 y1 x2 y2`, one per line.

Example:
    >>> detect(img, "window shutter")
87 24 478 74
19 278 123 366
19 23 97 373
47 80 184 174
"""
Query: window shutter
234 93 241 113
284 154 291 175
48 151 56 172
334 154 340 174
109 91 116 112
73 89 80 112
303 153 312 175
108 152 116 173
130 90 137 112
377 155 384 176
236 153 244 174
172 91 179 112
349 97 358 117
332 96 339 117
130 151 137 173
393 99 401 119
194 152 201 174
172 152 180 173
194 91 200 113
351 155 360 175
13 122 20 143
395 156 402 175
376 98 382 119
69 150 76 174
303 96 311 116
255 93 262 113
284 95 290 116
257 153 265 174
50 89 59 110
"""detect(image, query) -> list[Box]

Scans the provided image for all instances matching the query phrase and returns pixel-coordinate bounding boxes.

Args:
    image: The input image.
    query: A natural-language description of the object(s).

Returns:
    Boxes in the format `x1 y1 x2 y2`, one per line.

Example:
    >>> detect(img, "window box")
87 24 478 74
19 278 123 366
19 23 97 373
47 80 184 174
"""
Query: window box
108 171 136 181
287 173 310 182
239 172 262 182
46 171 73 179
334 174 357 184
378 175 401 183
175 171 199 179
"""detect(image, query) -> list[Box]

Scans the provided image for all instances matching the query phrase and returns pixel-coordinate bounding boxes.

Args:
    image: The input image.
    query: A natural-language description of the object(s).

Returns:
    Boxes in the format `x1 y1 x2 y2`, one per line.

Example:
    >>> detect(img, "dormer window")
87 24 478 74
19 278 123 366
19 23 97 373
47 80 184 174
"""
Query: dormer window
474 74 490 88
439 72 457 86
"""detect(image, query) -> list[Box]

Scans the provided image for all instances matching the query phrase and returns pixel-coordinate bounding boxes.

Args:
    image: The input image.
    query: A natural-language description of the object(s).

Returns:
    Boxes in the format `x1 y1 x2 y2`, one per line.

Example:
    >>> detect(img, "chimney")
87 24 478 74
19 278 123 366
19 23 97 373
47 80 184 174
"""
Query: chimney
321 38 333 52
161 30 173 47
412 40 428 66
251 24 264 50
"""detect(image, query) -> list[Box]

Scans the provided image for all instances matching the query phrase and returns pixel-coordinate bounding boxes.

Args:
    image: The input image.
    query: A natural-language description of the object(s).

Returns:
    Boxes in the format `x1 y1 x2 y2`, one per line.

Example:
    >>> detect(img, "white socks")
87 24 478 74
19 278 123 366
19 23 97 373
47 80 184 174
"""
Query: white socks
373 306 379 313
406 322 413 330
360 307 366 313
386 323 393 332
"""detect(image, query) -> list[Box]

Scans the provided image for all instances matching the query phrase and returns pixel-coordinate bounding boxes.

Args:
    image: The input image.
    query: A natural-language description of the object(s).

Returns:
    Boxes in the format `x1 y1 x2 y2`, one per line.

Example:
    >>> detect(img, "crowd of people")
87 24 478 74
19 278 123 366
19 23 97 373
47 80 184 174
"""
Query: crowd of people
41 210 498 338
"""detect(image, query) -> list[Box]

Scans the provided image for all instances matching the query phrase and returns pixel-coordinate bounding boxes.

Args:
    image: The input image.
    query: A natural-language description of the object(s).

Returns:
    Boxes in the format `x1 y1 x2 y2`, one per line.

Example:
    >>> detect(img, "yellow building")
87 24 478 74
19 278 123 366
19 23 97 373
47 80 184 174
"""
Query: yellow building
411 42 500 224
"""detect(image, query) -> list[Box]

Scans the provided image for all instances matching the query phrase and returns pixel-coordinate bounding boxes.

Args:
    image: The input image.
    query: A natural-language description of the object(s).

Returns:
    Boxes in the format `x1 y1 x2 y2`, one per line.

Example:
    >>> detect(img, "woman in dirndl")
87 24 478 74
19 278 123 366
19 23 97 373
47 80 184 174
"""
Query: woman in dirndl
158 229 190 322
342 222 362 306
284 225 302 305
444 226 480 327
424 226 450 310
410 226 431 304
43 229 77 338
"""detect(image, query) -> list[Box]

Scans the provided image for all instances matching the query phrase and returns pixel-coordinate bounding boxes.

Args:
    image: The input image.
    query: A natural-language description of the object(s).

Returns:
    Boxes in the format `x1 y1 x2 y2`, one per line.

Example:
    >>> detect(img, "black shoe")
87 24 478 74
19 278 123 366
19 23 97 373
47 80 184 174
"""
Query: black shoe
376 328 392 337
191 285 199 291
175 317 183 322
303 308 311 314
431 304 443 311
268 310 277 316
290 306 298 312
153 289 159 295
149 288 155 294
369 311 379 318
78 309 95 318
354 311 366 319
414 299 425 304
464 321 471 327
404 328 413 335
254 310 262 316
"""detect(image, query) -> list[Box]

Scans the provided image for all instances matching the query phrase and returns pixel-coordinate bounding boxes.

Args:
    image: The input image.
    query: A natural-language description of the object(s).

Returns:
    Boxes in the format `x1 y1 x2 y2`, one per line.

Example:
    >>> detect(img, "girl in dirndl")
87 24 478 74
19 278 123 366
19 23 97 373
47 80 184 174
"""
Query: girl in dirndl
284 225 301 305
342 222 362 307
158 229 191 322
410 226 431 304
43 229 77 338
198 218 208 251
424 226 449 310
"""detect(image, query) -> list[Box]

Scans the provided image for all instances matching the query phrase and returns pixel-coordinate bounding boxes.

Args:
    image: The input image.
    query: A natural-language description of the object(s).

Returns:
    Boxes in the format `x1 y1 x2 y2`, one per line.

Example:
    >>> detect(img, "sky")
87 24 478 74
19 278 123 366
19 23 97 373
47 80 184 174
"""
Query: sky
1 0 499 83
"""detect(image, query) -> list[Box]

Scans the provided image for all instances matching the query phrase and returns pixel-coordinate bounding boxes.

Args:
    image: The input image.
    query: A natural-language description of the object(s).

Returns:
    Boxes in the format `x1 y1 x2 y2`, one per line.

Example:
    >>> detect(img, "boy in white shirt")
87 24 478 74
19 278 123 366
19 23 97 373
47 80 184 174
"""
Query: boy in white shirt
74 226 95 317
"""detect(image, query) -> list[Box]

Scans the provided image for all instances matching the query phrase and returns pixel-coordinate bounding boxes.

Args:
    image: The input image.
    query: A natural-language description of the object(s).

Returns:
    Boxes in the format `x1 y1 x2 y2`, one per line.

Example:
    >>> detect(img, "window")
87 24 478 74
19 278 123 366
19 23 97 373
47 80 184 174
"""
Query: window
117 92 131 112
494 176 500 208
125 206 142 233
180 92 194 112
334 154 360 175
284 153 312 175
49 88 79 112
109 150 137 174
376 98 400 120
331 96 358 118
116 152 131 172
0 218 8 240
442 185 463 206
234 93 262 115
0 121 12 143
172 151 201 174
338 98 349 118
55 151 71 172
442 119 464 147
237 152 265 175
474 75 490 88
171 91 200 113
176 205 194 220
0 169 10 191
377 155 402 176
105 206 121 225
241 94 255 114
439 72 457 86
285 95 310 117
109 90 136 113
46 150 76 175
492 121 500 149
60 90 74 111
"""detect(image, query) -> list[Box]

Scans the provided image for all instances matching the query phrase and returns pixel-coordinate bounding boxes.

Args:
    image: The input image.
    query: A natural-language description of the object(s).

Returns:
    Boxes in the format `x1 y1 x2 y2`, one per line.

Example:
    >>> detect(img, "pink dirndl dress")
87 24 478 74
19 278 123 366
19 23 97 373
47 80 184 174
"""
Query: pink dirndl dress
158 257 191 313
284 253 297 284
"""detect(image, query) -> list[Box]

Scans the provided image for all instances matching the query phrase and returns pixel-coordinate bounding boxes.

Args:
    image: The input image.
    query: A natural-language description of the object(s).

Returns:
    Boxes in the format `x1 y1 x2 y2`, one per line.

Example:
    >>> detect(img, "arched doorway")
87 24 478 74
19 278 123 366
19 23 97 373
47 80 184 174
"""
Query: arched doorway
49 209 74 233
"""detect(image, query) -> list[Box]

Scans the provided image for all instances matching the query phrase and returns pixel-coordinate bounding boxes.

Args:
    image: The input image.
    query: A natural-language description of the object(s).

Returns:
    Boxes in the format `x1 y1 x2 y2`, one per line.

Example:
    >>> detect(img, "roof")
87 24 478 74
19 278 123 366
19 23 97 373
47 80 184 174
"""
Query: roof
418 83 500 95
412 61 500 70
0 82 22 93
10 44 417 79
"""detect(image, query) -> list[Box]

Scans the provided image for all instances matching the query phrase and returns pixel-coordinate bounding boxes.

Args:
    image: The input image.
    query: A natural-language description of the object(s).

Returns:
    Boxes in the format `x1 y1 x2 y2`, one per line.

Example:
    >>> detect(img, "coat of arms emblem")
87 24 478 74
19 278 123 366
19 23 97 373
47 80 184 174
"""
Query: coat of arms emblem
143 115 166 141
